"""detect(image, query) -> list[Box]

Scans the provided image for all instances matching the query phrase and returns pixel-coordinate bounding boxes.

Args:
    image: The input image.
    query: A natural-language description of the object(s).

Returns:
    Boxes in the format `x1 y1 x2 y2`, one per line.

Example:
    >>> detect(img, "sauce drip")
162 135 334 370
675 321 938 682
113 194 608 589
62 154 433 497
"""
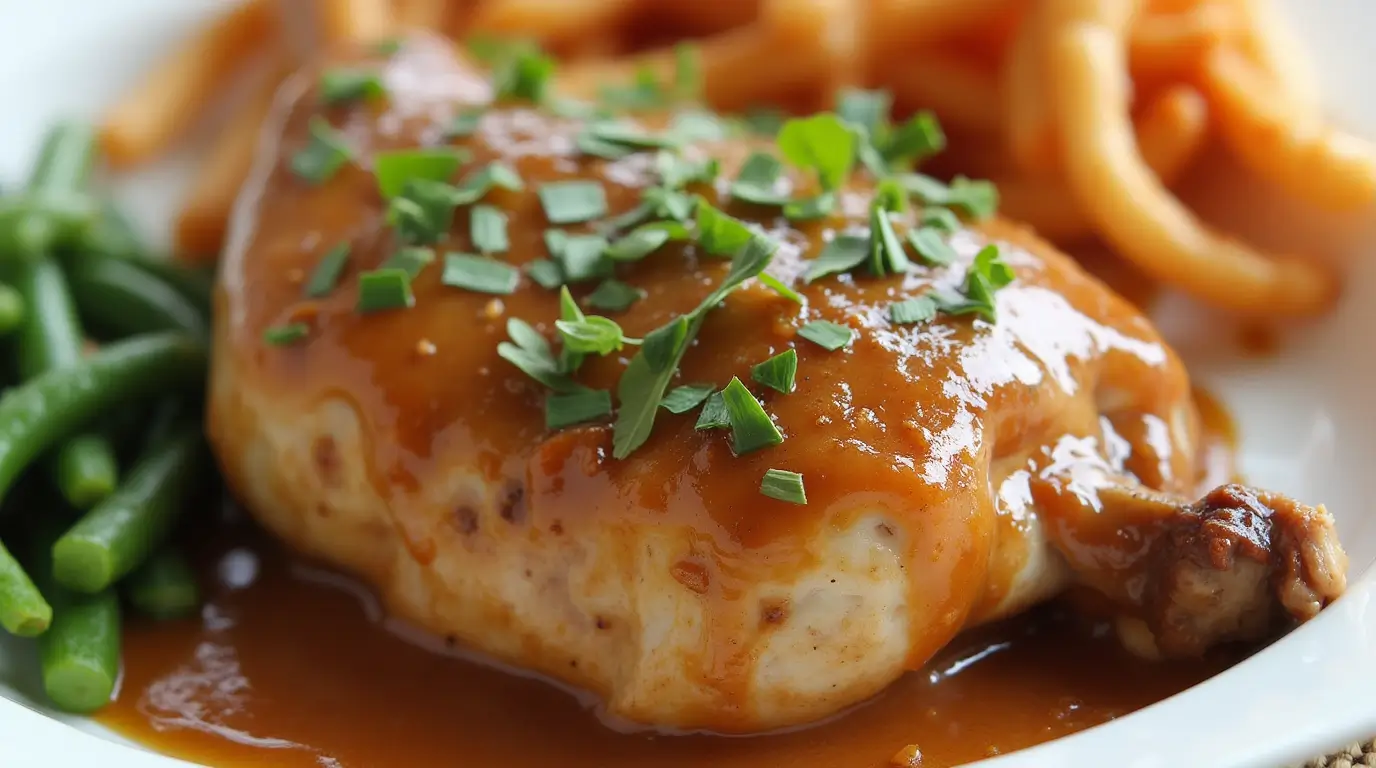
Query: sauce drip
97 503 1243 768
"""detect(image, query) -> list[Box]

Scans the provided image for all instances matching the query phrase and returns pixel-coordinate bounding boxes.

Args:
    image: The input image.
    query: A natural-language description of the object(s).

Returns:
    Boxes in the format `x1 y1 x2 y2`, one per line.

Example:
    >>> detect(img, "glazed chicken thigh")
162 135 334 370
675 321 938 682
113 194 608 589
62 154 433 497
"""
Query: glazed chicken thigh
207 36 1346 733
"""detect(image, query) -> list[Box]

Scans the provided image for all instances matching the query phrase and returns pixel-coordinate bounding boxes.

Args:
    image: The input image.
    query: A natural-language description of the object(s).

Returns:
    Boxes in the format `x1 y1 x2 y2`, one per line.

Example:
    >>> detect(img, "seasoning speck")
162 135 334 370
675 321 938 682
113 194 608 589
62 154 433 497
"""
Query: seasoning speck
484 298 505 319
416 339 437 356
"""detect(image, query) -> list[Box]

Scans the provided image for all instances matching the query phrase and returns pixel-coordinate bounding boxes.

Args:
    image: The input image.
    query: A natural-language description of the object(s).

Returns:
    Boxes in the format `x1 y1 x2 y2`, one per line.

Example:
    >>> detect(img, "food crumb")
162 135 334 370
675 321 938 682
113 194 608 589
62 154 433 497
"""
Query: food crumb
286 268 305 285
484 298 505 319
890 744 922 766
416 339 437 356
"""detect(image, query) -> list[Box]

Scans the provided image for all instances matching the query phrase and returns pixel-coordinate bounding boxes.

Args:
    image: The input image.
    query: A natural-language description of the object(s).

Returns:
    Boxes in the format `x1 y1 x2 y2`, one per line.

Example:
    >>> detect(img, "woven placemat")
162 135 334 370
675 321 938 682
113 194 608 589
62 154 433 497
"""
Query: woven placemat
1293 738 1376 767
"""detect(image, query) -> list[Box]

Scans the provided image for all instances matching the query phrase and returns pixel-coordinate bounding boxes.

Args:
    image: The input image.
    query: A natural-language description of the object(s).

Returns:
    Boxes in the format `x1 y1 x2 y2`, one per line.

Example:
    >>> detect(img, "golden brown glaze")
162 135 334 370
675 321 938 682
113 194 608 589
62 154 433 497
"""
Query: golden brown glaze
208 34 1318 733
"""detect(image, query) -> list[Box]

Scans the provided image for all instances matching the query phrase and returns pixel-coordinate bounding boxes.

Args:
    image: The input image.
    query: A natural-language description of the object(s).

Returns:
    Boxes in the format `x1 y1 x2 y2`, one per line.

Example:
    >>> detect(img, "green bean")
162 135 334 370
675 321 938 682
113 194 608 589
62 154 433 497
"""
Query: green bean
0 331 205 503
124 545 199 620
78 201 214 315
0 536 50 636
12 257 122 509
52 423 205 593
28 520 120 713
0 283 25 336
3 123 97 260
63 256 208 340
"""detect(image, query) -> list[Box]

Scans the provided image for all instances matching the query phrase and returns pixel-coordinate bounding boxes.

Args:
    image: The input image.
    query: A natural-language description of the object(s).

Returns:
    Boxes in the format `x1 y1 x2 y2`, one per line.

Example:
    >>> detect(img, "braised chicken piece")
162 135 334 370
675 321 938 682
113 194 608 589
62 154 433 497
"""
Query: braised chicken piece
207 35 1346 734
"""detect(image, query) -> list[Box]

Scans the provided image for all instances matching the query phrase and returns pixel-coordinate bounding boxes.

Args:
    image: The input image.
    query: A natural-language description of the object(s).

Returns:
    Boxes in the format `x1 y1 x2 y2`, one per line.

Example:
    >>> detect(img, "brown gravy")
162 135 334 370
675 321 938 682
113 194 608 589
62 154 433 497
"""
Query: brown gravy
97 507 1243 768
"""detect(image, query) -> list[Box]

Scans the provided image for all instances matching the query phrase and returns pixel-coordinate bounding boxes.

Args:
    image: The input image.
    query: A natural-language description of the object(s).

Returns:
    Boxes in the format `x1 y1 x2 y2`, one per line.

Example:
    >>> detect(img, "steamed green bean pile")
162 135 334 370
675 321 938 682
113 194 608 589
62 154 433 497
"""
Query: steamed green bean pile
0 123 214 714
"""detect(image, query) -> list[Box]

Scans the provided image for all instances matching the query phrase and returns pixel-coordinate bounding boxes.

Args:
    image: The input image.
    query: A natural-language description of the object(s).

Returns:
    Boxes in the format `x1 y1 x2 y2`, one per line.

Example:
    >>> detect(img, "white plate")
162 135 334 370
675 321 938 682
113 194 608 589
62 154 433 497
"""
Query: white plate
1 1 1374 766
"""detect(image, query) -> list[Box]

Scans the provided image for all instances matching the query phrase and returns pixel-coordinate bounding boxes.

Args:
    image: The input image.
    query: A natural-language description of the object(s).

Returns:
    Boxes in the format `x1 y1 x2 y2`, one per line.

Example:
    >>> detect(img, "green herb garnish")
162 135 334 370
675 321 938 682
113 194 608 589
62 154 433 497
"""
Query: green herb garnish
356 268 414 313
836 88 892 139
525 259 564 289
387 179 461 245
804 234 868 283
304 242 350 298
320 69 386 105
554 234 610 282
777 113 856 191
446 108 484 139
721 376 783 454
889 296 937 325
492 46 555 102
884 110 945 167
907 227 956 266
942 244 1013 321
783 192 835 221
758 273 802 304
441 253 520 294
899 174 999 219
731 152 788 205
546 389 613 429
556 313 634 355
797 320 853 350
291 117 353 184
694 199 752 257
538 181 608 224
611 233 778 458
380 246 435 278
456 161 525 199
374 147 468 199
751 349 797 394
668 110 726 143
656 151 720 189
587 279 643 312
605 225 672 262
760 469 806 504
694 391 729 429
672 43 701 100
661 383 714 414
470 205 509 254
869 202 908 276
263 323 309 346
921 207 961 233
499 318 574 390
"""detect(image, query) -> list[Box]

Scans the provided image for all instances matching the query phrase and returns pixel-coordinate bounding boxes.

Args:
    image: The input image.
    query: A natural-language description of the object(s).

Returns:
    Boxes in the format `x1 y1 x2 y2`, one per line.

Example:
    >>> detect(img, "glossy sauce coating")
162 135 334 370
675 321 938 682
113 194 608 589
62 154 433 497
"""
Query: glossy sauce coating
209 35 1200 731
97 496 1244 768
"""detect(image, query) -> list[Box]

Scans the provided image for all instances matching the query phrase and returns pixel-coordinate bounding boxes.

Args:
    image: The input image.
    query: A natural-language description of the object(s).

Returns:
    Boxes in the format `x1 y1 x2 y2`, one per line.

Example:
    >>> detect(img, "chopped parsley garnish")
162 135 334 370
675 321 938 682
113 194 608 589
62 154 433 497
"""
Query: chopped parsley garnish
524 259 564 289
291 117 353 184
721 376 783 455
908 227 956 266
304 242 350 298
731 152 788 205
356 269 414 313
546 389 613 429
605 225 671 262
319 69 385 105
538 181 608 224
470 205 509 254
921 206 961 233
556 307 634 355
583 122 681 153
374 147 468 198
804 234 869 283
751 348 797 394
492 46 555 103
380 246 435 278
645 187 695 221
612 233 779 459
899 173 998 219
884 111 945 167
694 391 730 429
875 178 908 213
836 89 892 139
661 383 714 414
587 278 644 311
456 161 525 199
446 108 484 139
387 179 461 245
797 320 854 351
672 42 701 101
783 192 835 221
889 296 938 325
939 244 1014 321
760 469 806 504
868 203 908 276
668 110 727 143
499 318 574 391
263 323 309 346
441 253 520 294
599 66 664 111
694 200 753 257
656 150 720 189
758 273 802 304
553 234 611 282
777 113 855 191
